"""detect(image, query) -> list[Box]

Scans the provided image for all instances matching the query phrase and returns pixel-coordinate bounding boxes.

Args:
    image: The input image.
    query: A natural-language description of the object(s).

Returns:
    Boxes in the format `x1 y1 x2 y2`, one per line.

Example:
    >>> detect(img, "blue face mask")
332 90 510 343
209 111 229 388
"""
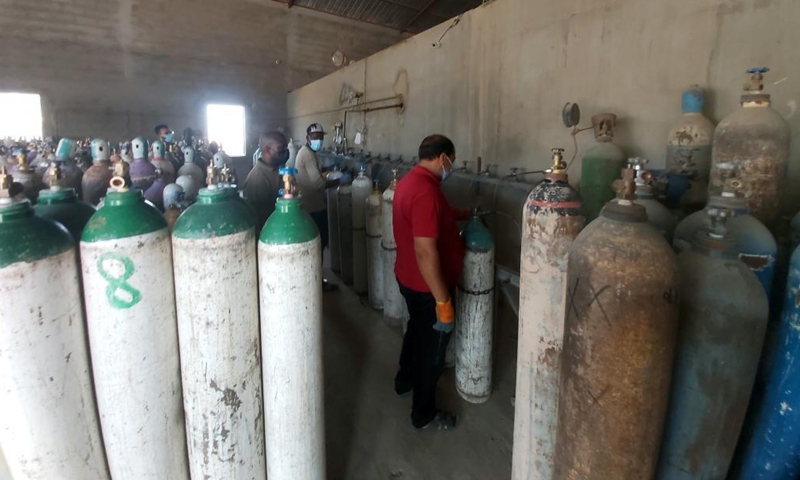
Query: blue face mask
310 139 323 152
442 155 454 182
164 132 174 143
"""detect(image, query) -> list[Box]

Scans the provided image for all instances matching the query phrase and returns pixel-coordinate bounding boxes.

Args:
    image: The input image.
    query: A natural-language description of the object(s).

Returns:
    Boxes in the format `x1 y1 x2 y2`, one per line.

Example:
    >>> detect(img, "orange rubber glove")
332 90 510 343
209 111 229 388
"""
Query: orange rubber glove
434 298 455 333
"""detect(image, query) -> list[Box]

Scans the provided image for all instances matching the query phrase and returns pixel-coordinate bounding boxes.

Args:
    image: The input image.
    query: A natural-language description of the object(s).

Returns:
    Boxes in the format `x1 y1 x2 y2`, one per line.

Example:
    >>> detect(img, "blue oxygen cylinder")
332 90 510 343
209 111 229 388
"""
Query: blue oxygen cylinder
730 244 800 479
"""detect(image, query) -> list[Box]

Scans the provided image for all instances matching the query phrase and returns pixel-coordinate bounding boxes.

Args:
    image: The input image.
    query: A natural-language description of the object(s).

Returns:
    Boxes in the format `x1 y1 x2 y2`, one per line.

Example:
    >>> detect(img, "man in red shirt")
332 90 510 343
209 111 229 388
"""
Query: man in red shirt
393 134 467 430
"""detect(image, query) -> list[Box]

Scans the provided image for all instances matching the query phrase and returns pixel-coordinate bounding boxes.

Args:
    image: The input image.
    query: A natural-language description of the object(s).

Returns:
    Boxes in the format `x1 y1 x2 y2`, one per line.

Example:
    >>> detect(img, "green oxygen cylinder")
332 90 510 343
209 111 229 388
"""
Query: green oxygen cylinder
580 113 626 222
35 163 96 240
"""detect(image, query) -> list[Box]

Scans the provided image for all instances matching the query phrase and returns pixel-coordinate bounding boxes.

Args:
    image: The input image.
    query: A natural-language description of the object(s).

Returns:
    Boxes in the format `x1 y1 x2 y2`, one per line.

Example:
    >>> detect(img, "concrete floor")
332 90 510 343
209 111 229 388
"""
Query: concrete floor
322 268 517 480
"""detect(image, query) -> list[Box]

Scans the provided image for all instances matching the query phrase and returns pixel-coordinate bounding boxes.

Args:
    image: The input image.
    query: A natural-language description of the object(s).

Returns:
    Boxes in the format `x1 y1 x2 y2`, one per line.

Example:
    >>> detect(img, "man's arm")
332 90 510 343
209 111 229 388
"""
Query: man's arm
414 237 450 302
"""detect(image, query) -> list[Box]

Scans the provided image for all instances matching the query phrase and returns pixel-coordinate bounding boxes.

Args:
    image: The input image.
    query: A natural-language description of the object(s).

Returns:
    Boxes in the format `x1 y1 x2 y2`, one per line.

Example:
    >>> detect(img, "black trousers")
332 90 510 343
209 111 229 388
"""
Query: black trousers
396 283 453 428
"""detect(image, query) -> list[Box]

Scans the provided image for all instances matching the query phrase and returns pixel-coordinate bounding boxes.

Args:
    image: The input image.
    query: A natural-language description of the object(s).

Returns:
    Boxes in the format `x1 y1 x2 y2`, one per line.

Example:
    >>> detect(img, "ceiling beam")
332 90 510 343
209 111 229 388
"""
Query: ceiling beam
401 0 439 32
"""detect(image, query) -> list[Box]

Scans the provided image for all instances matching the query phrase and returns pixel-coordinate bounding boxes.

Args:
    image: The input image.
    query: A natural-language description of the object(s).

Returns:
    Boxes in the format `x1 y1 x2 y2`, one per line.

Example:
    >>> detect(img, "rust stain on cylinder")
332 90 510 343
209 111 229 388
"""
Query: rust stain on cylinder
556 215 679 480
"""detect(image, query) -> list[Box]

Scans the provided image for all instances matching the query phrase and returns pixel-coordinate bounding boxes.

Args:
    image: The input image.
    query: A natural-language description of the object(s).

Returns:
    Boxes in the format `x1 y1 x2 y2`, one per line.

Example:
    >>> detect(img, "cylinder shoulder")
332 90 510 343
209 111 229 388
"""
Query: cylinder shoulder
82 197 168 242
0 215 73 268
173 201 256 239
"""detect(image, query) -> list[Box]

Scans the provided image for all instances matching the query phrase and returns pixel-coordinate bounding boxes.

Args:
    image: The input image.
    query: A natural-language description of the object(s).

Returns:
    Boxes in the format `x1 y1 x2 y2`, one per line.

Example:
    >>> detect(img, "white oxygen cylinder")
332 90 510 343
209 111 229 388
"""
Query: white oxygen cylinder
512 150 584 480
351 167 372 295
366 181 384 309
80 180 189 479
455 214 496 403
0 180 109 480
178 146 205 187
172 187 265 479
258 171 326 479
382 169 409 326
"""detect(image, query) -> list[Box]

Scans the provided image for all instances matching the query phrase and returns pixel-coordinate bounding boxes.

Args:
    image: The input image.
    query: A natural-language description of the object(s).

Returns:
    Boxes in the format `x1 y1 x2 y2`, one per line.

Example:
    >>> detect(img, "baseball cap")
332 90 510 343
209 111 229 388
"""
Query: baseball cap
307 123 326 135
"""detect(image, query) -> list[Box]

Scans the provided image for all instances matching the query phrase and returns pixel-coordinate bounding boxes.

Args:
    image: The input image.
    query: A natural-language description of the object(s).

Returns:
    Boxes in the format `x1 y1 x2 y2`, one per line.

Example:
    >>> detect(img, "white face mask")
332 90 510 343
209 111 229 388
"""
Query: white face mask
442 155 454 182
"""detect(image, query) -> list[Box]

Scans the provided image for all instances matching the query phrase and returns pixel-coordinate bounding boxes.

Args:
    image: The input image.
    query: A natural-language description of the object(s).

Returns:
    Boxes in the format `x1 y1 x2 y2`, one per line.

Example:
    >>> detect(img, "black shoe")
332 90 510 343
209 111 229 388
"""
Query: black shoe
415 411 458 431
395 384 412 398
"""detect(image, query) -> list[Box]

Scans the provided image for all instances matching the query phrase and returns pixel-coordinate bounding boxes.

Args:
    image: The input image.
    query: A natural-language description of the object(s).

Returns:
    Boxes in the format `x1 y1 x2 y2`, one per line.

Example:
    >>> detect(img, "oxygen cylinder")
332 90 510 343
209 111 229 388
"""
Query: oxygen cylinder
173 186 264 479
258 168 326 479
666 85 716 211
129 137 157 191
366 181 384 309
656 207 768 480
35 163 96 240
0 170 109 480
383 169 409 325
455 213 495 403
791 211 800 251
178 146 205 187
43 138 84 198
629 157 677 241
80 175 189 479
11 153 43 202
213 152 225 170
352 167 372 294
150 140 176 184
512 148 585 480
730 244 800 479
177 174 199 203
674 174 776 296
145 167 167 211
709 68 790 228
580 113 626 222
556 168 679 480
82 138 113 205
163 183 185 231
327 167 344 273
338 178 354 285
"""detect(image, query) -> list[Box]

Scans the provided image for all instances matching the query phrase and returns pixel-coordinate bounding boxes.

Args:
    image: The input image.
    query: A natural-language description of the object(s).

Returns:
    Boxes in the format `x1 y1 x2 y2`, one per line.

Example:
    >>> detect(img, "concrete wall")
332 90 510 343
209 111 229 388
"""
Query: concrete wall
288 0 800 210
0 0 406 143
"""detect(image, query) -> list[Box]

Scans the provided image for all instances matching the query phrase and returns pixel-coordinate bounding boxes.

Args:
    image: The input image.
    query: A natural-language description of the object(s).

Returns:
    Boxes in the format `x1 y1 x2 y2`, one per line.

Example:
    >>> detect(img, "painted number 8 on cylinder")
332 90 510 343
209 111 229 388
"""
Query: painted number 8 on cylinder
97 252 141 309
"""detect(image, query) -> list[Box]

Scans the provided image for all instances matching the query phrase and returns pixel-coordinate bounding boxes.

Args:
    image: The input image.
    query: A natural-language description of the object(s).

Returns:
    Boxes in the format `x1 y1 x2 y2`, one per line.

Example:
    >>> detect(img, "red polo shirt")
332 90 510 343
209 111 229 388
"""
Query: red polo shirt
393 166 465 293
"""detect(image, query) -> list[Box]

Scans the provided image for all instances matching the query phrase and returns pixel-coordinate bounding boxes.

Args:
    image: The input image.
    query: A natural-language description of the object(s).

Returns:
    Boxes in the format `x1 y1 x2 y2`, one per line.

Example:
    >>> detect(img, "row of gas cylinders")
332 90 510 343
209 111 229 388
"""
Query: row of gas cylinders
509 142 799 479
326 165 498 403
0 168 325 479
4 135 234 221
577 67 789 236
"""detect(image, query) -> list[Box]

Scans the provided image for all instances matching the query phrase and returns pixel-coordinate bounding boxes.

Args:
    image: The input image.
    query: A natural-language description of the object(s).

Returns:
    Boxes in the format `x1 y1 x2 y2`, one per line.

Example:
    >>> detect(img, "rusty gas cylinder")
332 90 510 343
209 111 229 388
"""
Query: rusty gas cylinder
556 167 680 480
709 68 790 229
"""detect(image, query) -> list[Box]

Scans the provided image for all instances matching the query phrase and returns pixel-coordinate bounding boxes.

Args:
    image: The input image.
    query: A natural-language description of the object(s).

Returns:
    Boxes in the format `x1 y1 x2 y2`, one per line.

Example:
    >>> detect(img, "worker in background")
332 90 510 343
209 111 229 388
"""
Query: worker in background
393 134 467 431
155 123 181 170
243 131 289 229
295 123 343 292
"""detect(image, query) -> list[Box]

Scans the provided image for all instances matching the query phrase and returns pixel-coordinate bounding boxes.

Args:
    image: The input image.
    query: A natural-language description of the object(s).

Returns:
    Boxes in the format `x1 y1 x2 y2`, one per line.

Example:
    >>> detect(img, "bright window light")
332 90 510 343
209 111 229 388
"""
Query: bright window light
207 104 246 156
0 93 42 139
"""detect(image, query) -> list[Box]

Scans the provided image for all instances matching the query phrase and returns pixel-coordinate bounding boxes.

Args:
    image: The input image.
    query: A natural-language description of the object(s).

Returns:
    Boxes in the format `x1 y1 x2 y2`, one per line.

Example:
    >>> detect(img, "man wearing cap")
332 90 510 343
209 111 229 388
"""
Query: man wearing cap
393 134 467 431
295 123 341 292
243 131 289 230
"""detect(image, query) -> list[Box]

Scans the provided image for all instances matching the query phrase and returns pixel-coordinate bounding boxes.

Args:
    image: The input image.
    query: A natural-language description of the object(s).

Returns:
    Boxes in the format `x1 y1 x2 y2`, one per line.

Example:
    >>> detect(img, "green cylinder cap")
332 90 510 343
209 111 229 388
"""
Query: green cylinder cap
462 215 494 252
82 189 167 242
0 200 73 268
259 197 319 246
173 187 257 239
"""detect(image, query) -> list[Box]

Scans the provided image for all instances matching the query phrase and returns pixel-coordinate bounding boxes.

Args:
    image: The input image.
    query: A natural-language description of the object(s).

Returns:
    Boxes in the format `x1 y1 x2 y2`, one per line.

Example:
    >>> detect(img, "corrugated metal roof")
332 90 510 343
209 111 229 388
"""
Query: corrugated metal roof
274 0 483 33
